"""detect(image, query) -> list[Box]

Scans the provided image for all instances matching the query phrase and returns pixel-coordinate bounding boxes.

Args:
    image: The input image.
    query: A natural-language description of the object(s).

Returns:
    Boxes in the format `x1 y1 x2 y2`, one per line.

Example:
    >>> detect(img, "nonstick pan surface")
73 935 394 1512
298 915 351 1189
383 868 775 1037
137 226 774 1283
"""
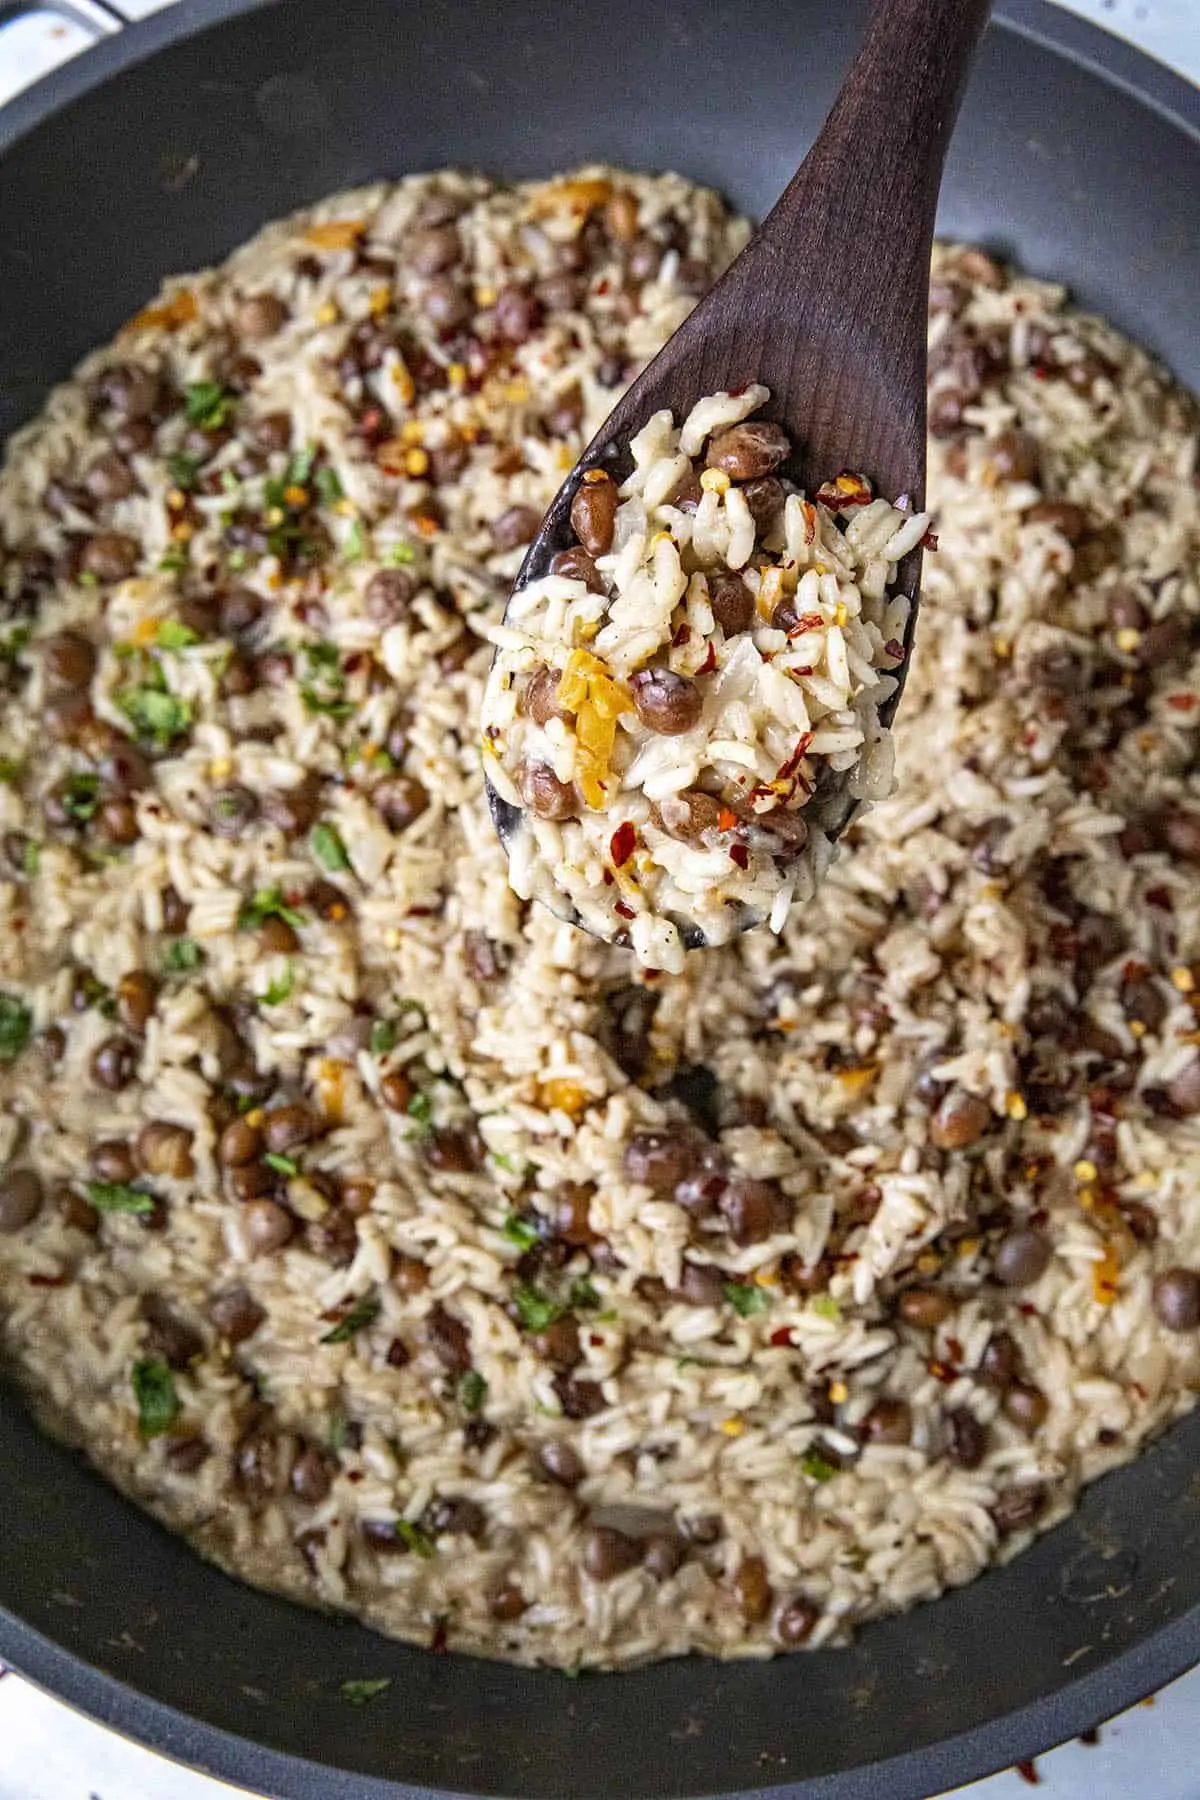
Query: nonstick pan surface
0 4 1198 1798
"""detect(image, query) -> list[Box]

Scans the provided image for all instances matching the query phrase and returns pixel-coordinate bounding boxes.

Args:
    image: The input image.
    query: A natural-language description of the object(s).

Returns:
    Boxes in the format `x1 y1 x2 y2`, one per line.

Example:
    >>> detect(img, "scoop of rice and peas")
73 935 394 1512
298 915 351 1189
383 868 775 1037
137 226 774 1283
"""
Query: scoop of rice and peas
483 384 928 971
0 167 1197 1671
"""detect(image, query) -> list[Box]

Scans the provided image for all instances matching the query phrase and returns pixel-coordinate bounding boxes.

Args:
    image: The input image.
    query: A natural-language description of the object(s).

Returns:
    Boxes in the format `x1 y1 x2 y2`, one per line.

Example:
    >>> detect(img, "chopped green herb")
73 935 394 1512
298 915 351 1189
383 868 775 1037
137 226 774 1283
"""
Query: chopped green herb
314 464 344 506
263 473 289 511
155 618 200 650
166 451 203 492
457 1369 487 1415
513 1285 566 1333
226 548 249 572
370 1019 396 1057
86 1180 155 1215
321 1295 381 1344
264 1151 298 1177
132 1356 180 1438
724 1282 769 1318
220 468 241 494
78 569 100 589
238 885 306 931
563 1656 583 1680
340 1678 391 1707
311 821 351 873
592 1309 619 1324
385 541 415 566
327 1412 349 1453
0 626 31 660
810 1294 841 1321
406 1091 433 1134
800 1447 839 1484
59 772 100 822
158 549 190 574
162 936 203 974
395 1519 435 1558
489 1152 523 1174
117 685 192 746
568 1275 600 1311
502 1213 540 1251
0 756 22 785
21 840 40 877
342 518 366 562
0 993 32 1063
261 960 295 1006
289 444 317 486
184 380 234 431
299 641 352 720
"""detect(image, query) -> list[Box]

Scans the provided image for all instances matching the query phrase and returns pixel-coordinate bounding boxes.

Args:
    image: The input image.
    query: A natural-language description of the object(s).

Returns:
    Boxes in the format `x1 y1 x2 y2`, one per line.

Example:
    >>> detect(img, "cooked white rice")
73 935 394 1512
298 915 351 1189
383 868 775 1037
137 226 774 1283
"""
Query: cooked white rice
0 170 1197 1674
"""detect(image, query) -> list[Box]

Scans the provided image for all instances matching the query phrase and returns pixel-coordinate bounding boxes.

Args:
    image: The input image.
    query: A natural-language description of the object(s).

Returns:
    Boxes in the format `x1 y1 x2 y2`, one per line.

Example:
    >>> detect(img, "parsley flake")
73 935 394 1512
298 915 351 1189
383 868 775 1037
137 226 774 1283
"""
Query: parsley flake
321 1295 381 1344
502 1214 540 1251
117 685 192 747
311 821 351 873
238 885 306 931
340 1678 391 1707
86 1181 155 1215
370 1019 396 1057
183 380 234 431
0 993 32 1062
132 1356 180 1438
166 451 203 492
155 619 200 650
395 1519 435 1558
314 464 344 506
457 1369 487 1415
162 937 203 974
513 1285 566 1333
261 960 295 1006
724 1282 769 1318
264 1151 298 1177
800 1447 839 1484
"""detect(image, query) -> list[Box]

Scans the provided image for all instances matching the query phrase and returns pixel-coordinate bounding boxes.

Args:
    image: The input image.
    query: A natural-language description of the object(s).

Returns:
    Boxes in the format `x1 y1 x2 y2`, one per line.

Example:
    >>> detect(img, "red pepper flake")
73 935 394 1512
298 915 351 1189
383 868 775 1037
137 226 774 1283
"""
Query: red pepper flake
927 1359 958 1383
1145 885 1173 910
347 1469 364 1483
589 1333 605 1346
921 529 939 551
610 821 637 867
787 612 824 638
614 899 636 920
601 869 614 886
344 653 365 675
1167 693 1197 712
28 1272 69 1288
729 843 750 870
717 807 740 832
788 664 815 677
406 905 436 917
814 474 873 509
1033 366 1049 381
769 1326 795 1347
672 619 691 647
729 383 749 398
777 731 814 781
946 1336 964 1364
700 640 718 674
1016 1759 1041 1786
1018 1301 1039 1317
883 638 905 661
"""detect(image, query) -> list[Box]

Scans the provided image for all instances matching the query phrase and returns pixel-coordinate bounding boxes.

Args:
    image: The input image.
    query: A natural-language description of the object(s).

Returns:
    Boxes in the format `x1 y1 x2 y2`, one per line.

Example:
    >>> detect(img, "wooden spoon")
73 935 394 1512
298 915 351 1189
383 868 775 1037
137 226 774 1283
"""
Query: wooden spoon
489 0 993 898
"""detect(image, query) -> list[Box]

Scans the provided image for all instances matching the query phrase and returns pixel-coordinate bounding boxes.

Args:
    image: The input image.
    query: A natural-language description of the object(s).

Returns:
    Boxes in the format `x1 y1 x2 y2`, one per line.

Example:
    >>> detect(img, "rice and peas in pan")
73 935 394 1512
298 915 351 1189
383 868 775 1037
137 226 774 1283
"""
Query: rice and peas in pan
0 166 1197 1669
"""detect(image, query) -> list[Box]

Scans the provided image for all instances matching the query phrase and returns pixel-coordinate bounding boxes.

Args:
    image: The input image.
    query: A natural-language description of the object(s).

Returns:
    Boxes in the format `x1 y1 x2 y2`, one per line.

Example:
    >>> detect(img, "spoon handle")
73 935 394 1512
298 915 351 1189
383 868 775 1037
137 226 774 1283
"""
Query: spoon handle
728 0 993 495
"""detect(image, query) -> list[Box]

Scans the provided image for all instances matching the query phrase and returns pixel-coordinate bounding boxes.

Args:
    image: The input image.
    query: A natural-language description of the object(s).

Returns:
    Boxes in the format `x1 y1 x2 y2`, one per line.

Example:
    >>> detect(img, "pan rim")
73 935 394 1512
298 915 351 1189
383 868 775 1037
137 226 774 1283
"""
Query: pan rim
0 2 1197 1798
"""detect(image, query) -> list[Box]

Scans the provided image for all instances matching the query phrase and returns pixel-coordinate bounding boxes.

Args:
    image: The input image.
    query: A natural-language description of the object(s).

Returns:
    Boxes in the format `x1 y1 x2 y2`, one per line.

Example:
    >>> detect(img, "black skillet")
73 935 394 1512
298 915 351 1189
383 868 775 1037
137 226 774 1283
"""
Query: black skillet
0 3 1198 1797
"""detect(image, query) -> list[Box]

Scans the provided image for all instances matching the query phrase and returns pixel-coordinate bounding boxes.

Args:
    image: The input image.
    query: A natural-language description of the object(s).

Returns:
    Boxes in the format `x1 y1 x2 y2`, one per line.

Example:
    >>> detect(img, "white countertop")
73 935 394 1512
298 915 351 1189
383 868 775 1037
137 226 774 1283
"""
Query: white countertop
0 3 1197 1798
